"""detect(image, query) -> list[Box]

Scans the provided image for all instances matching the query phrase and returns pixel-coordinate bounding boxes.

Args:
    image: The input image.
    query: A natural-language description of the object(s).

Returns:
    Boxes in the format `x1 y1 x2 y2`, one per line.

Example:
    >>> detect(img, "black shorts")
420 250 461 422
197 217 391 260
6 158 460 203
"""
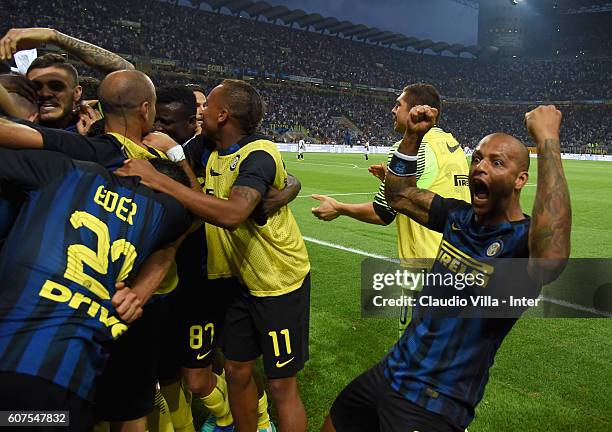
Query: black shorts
94 300 163 422
330 362 462 432
0 372 94 431
177 277 237 369
156 290 183 381
222 273 310 379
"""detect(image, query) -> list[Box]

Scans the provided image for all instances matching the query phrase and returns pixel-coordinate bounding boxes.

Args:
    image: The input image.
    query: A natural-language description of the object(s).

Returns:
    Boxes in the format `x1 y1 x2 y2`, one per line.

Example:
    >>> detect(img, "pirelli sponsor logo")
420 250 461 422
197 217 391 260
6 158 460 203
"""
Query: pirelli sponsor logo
437 240 494 288
454 175 469 187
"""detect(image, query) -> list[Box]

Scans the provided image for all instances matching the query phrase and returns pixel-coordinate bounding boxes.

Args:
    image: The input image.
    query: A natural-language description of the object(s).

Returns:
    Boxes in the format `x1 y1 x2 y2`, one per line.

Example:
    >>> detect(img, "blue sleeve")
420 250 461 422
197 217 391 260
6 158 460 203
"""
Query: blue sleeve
427 195 471 233
0 149 73 191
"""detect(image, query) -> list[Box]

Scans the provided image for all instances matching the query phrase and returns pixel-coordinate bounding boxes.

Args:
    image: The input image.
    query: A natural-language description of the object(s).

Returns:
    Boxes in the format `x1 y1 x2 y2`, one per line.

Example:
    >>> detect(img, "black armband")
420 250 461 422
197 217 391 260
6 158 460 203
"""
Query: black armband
388 151 417 177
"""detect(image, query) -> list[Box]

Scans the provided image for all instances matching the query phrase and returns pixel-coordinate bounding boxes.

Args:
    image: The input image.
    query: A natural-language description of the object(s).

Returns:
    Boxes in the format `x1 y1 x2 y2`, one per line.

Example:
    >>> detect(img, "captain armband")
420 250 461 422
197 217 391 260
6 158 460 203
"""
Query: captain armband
388 151 417 177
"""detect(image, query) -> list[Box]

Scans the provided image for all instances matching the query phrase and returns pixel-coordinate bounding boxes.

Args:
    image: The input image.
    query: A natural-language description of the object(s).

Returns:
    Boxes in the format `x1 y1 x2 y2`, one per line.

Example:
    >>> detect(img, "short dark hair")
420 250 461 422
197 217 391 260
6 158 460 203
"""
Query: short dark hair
221 79 264 135
403 83 442 120
185 83 206 95
0 61 10 74
157 85 197 117
27 54 79 86
149 158 190 187
78 76 101 100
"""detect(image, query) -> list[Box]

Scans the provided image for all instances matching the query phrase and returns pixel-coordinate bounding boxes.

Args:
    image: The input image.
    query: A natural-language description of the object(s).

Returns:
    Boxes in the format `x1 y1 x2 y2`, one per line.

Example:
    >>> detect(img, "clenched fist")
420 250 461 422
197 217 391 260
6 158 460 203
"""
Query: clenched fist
406 105 438 137
525 105 562 145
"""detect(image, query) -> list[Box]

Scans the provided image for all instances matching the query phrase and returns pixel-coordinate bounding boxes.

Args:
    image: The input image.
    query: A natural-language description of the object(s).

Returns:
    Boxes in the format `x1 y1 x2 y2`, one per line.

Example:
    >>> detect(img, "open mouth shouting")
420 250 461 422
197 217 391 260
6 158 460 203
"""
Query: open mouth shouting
471 177 490 207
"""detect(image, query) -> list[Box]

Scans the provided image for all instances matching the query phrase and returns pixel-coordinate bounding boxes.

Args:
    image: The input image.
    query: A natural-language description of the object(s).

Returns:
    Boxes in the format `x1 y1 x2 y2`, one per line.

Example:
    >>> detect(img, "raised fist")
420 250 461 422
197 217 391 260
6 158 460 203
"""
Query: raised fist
525 105 562 144
406 105 438 137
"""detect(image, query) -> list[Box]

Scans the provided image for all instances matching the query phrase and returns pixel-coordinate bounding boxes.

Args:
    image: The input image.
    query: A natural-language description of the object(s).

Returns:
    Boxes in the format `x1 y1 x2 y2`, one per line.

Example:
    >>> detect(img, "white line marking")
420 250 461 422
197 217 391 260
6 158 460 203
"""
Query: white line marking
303 237 610 317
286 162 359 169
297 192 375 198
538 295 612 318
303 236 397 262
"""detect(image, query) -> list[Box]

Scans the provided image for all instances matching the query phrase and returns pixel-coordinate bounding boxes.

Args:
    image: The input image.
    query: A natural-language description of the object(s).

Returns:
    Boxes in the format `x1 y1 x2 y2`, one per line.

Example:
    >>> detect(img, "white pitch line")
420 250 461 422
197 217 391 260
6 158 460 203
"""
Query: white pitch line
303 236 397 263
297 192 375 198
303 236 610 318
286 162 360 169
538 295 612 318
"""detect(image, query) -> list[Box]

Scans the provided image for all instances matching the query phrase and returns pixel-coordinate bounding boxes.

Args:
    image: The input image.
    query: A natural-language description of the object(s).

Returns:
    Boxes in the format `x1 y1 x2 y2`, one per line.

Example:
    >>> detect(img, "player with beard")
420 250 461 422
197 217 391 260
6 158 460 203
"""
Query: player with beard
0 71 196 432
312 84 471 337
0 27 133 132
321 104 571 431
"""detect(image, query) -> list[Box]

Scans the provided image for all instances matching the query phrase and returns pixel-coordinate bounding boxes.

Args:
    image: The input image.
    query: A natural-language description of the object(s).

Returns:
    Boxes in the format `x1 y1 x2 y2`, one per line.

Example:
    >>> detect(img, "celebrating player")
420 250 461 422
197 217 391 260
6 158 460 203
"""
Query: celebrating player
312 84 471 336
116 79 311 432
0 149 191 431
321 104 571 432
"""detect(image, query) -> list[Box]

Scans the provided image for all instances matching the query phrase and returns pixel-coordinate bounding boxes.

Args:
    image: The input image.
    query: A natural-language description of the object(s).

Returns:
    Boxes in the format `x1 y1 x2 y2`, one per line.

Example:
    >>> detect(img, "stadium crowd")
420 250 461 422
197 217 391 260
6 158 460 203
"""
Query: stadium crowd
2 0 612 101
148 76 611 152
0 1 588 430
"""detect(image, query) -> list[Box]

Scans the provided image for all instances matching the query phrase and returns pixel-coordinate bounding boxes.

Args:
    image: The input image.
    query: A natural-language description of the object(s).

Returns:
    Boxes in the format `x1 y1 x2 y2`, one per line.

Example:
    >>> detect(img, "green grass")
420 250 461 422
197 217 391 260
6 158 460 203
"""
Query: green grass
198 153 612 431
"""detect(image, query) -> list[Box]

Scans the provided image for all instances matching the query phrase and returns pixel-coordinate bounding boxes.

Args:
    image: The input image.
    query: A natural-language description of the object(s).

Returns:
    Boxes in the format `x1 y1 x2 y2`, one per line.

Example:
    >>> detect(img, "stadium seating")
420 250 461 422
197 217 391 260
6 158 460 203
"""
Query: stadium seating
2 0 610 151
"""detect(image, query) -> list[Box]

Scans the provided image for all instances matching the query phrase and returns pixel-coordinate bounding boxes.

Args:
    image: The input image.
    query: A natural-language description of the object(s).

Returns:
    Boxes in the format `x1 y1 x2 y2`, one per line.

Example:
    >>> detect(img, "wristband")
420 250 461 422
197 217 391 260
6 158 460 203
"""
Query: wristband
388 152 417 177
166 145 186 162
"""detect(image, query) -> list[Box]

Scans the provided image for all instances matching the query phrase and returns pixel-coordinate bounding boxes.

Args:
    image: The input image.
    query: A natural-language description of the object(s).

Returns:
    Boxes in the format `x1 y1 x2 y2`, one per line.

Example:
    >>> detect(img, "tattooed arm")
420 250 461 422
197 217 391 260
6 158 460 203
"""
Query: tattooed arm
115 158 262 231
525 106 572 285
0 28 134 74
384 105 438 226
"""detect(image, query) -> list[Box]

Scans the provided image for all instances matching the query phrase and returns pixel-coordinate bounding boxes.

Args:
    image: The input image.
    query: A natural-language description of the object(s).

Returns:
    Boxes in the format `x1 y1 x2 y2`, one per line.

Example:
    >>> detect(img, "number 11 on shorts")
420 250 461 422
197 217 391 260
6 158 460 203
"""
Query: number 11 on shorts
268 329 292 357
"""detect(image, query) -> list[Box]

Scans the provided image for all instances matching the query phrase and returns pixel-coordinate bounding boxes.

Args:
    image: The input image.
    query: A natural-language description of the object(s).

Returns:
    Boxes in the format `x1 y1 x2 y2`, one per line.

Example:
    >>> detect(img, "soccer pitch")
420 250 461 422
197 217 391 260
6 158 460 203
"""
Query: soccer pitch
191 152 611 431
281 152 611 431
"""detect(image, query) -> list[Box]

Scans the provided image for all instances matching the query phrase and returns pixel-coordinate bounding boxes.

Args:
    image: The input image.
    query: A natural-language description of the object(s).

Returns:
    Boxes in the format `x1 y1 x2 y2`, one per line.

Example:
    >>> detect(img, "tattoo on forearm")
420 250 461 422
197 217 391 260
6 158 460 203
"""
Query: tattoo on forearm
233 186 261 206
530 138 572 258
56 32 134 73
384 174 432 225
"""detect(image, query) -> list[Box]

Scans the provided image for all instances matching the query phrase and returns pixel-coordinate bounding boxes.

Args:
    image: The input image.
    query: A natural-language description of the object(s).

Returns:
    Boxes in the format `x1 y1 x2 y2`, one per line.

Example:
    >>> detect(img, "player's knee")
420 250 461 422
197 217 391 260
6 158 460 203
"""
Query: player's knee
183 368 214 397
224 360 253 386
267 376 298 402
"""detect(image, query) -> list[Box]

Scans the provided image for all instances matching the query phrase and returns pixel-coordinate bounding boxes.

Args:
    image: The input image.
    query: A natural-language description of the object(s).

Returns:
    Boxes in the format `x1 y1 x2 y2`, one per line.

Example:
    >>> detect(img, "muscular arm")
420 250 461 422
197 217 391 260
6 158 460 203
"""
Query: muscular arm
53 30 134 74
338 202 387 225
142 168 261 230
527 137 571 284
384 126 435 227
0 117 43 148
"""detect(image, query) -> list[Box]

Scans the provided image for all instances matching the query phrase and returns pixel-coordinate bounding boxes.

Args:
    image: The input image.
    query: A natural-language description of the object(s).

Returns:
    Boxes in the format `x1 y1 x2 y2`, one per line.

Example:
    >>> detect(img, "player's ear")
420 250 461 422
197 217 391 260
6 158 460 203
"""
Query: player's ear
515 171 529 190
73 85 82 104
218 108 229 124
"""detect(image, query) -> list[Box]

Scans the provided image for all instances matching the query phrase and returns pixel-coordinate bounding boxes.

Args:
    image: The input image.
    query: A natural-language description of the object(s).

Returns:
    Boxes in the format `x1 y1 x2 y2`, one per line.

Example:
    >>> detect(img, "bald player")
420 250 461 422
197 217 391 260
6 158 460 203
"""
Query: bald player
322 105 571 432
0 70 193 431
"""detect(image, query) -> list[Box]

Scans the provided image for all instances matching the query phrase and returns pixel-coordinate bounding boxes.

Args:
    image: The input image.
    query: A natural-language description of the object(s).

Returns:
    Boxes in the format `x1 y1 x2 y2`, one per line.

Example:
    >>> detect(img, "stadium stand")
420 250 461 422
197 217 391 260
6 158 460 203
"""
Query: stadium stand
2 0 610 151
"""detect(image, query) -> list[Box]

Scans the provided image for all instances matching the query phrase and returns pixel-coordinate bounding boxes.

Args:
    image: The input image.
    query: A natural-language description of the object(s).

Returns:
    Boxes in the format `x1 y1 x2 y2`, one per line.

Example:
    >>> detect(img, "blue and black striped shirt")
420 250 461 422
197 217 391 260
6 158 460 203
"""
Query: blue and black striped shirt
384 196 539 429
0 150 190 401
